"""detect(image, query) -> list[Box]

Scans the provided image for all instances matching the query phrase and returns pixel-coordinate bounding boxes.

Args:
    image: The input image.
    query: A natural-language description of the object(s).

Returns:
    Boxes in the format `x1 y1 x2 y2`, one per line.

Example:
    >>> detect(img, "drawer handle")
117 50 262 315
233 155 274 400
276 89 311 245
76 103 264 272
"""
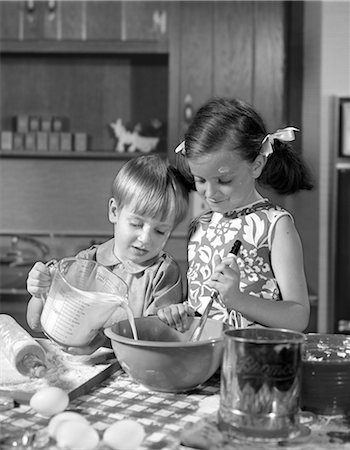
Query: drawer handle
47 0 56 21
153 10 167 35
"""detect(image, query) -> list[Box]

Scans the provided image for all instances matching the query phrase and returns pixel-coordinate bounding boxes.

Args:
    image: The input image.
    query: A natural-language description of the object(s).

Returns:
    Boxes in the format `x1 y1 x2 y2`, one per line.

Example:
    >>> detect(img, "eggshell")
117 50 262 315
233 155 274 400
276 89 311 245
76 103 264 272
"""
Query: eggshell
55 421 100 450
48 411 89 439
103 419 145 450
30 387 69 417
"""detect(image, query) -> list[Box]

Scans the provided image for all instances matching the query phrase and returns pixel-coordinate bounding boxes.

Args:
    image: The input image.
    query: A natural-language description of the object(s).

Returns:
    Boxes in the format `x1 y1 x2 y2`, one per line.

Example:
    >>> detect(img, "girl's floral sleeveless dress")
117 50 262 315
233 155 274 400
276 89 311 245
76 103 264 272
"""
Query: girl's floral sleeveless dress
187 199 293 328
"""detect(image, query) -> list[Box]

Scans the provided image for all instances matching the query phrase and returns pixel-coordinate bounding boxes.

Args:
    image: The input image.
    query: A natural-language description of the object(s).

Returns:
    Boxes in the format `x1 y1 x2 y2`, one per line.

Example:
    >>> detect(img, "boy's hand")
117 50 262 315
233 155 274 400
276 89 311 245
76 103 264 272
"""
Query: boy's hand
26 296 45 331
157 302 195 332
26 261 52 297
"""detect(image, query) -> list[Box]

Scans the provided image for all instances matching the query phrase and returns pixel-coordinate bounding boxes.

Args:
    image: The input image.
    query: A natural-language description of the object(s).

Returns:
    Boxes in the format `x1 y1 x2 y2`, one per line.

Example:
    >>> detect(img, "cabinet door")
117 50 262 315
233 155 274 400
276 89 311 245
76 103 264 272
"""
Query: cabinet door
335 169 350 330
174 2 213 139
253 1 286 130
213 1 254 102
85 1 122 40
22 0 58 40
0 1 21 40
0 1 84 41
59 1 84 40
121 1 168 41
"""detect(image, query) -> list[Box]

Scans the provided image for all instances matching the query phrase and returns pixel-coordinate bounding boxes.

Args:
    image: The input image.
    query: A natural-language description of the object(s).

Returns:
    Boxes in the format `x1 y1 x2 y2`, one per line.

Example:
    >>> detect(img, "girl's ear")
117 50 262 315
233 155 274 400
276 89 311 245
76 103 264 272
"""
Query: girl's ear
108 197 119 223
251 154 266 179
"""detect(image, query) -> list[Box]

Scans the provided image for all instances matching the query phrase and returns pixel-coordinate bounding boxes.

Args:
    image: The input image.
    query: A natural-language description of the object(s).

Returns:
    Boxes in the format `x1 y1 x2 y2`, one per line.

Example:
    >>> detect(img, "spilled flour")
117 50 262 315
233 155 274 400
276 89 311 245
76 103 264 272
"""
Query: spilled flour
0 338 117 395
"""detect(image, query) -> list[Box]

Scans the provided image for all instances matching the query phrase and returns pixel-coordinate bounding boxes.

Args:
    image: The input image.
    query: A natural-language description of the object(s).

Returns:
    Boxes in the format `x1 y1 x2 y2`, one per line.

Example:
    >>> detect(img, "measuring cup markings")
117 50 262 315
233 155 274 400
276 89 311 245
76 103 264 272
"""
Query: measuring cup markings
40 258 129 348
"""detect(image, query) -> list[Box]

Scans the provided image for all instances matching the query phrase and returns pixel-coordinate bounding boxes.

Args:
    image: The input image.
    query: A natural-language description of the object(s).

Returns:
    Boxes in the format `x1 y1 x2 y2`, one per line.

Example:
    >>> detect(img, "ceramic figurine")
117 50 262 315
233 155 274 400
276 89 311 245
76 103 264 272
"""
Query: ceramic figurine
109 119 159 154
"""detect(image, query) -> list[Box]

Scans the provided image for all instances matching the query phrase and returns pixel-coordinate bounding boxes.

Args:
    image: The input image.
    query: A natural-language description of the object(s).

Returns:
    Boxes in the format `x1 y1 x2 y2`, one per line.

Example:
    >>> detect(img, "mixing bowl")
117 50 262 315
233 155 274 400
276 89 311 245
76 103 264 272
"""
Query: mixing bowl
301 333 350 415
104 316 225 392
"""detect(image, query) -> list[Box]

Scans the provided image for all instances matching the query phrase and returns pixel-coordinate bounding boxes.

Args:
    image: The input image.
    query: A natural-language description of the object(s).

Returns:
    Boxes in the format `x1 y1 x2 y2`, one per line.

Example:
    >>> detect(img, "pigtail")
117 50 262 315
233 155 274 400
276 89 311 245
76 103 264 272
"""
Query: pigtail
258 140 314 195
174 153 196 191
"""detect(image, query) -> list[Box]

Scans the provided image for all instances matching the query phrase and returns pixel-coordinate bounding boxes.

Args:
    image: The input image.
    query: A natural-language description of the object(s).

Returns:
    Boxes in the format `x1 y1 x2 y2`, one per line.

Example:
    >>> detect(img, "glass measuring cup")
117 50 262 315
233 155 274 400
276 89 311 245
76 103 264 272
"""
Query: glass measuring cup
40 258 128 349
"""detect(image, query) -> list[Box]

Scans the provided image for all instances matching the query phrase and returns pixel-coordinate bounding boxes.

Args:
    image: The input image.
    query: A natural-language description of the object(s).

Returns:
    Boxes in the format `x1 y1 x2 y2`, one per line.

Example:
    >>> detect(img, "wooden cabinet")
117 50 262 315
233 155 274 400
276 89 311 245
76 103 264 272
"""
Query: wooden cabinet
0 1 21 40
0 1 299 238
0 1 169 42
168 1 287 152
122 1 169 41
335 167 350 331
0 1 84 41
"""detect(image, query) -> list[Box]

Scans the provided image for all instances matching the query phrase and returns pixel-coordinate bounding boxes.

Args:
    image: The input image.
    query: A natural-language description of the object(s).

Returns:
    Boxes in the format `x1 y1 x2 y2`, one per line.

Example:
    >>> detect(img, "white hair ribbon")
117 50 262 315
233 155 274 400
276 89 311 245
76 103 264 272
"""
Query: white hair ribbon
261 126 299 157
174 140 185 155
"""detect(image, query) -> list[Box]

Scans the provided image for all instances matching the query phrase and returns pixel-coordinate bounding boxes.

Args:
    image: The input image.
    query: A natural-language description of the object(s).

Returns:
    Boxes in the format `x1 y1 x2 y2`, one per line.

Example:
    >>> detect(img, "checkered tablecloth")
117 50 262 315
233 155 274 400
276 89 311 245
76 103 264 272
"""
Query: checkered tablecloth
0 368 221 449
2 370 350 450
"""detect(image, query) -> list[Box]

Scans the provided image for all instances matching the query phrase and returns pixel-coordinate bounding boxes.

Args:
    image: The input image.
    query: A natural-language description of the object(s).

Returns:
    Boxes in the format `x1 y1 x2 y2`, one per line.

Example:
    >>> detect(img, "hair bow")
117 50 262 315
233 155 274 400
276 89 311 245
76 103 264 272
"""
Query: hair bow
174 140 185 155
261 126 299 157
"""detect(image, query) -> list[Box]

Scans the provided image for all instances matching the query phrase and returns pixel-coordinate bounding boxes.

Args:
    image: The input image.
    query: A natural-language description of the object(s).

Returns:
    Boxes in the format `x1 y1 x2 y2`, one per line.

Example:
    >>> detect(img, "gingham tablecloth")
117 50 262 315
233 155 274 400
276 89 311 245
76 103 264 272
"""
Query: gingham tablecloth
1 369 350 450
0 368 220 449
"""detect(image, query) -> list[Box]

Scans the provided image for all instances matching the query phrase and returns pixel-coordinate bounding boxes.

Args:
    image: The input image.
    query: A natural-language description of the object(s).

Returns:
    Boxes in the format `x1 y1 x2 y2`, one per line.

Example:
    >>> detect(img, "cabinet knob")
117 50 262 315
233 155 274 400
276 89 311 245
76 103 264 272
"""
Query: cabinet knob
184 94 193 124
47 0 56 22
26 0 35 12
26 0 35 22
338 320 350 334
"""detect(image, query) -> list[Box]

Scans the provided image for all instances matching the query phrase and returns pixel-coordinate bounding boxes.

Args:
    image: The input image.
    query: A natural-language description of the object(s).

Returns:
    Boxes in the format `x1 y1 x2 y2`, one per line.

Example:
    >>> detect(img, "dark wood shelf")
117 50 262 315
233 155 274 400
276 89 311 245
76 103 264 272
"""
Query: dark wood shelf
0 150 139 160
0 39 168 55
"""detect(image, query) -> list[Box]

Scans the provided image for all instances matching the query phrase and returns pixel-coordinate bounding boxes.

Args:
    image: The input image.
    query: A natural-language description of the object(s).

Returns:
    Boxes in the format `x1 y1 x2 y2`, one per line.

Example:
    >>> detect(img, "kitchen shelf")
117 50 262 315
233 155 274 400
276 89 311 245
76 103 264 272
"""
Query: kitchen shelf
0 40 168 55
0 151 146 160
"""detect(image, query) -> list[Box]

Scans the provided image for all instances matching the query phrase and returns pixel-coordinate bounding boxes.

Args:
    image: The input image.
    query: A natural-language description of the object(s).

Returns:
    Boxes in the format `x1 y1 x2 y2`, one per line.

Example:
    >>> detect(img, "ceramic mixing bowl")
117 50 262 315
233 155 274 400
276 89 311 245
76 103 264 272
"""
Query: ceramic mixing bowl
301 333 350 415
105 316 225 392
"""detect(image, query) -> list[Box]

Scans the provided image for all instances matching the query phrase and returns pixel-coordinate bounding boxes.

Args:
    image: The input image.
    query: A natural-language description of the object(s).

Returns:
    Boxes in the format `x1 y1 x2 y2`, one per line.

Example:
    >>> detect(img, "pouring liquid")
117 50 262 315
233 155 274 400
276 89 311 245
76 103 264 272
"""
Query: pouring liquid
120 302 138 340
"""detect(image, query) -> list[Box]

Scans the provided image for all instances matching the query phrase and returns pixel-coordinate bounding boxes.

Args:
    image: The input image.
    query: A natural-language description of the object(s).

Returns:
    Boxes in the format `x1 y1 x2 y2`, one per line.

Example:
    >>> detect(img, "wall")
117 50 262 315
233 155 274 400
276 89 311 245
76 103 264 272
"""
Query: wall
286 1 350 332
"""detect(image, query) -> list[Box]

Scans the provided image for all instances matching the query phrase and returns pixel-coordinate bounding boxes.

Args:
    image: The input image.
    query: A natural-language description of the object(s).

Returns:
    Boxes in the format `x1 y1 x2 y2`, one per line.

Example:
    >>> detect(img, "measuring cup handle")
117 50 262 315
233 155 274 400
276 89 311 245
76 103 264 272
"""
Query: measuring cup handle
40 259 58 302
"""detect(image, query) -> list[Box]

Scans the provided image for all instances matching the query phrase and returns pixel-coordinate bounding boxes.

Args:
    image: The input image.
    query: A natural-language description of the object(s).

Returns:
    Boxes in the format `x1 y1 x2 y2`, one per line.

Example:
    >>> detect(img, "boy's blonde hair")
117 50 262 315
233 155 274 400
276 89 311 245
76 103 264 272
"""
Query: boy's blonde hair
112 155 189 228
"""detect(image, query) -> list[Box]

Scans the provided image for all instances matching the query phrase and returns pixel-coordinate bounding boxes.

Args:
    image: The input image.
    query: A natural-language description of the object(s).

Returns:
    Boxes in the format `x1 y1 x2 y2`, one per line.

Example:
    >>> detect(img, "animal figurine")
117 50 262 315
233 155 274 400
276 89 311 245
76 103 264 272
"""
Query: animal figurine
110 119 160 154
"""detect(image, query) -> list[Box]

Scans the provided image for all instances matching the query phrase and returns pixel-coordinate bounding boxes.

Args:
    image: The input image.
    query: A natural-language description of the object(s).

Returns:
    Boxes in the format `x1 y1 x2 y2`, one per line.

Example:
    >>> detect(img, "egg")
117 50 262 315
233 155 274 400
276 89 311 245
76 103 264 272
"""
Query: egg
30 386 69 417
103 420 145 450
55 421 100 450
48 411 89 439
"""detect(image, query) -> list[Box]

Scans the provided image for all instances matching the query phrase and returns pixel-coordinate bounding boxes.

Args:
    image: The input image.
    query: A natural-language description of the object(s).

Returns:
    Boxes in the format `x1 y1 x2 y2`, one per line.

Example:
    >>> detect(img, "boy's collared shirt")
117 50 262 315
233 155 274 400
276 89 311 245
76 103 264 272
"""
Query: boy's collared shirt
76 238 183 322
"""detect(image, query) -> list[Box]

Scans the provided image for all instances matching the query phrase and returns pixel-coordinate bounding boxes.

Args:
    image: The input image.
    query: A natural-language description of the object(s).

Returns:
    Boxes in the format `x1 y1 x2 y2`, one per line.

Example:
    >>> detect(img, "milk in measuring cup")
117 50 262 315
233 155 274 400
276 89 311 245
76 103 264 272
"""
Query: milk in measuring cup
40 258 130 348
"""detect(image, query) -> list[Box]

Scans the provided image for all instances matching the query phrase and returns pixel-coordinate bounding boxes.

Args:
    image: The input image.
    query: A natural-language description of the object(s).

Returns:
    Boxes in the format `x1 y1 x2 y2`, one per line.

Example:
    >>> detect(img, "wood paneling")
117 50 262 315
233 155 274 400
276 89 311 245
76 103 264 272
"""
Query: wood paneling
85 1 122 40
178 1 213 136
22 1 58 40
0 1 20 40
0 159 122 234
335 169 350 329
59 1 84 40
213 1 254 102
253 1 286 130
122 1 169 41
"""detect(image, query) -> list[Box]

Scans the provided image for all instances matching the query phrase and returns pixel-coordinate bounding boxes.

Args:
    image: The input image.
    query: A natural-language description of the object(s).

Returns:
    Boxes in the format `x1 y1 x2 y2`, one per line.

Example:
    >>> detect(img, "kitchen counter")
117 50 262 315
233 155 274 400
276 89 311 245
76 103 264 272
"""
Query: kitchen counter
1 368 350 449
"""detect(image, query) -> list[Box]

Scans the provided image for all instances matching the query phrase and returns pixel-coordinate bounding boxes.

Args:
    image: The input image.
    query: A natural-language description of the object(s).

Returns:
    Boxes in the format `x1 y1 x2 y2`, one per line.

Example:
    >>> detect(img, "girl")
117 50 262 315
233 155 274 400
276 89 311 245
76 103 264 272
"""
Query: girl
164 98 313 332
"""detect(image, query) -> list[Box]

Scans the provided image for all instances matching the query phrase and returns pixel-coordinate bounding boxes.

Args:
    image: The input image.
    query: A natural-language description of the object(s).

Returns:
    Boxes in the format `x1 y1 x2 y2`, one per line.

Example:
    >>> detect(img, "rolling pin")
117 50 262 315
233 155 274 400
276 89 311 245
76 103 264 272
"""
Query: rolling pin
0 314 47 378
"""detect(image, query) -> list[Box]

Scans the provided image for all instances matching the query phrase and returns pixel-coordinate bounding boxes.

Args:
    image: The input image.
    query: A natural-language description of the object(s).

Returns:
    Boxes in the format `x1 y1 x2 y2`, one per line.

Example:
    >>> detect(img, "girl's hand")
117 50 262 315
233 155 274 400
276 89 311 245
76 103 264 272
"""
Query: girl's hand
209 254 241 310
26 261 52 297
157 302 195 332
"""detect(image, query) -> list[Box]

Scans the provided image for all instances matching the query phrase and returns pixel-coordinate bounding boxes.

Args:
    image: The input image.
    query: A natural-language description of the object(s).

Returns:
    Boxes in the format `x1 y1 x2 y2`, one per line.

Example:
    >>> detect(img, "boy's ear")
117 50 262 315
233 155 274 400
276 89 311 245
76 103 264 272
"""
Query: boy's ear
251 154 266 179
108 197 119 223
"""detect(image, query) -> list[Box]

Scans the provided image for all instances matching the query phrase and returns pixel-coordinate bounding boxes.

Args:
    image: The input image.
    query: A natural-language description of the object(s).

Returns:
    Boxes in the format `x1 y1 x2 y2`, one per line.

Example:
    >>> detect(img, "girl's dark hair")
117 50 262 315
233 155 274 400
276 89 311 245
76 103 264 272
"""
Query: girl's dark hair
176 97 313 195
112 155 189 228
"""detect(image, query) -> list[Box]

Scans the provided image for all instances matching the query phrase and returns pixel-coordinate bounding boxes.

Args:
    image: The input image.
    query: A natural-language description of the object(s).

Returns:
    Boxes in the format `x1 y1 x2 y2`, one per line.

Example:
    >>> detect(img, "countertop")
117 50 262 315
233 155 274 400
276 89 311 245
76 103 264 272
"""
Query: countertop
1 369 350 449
